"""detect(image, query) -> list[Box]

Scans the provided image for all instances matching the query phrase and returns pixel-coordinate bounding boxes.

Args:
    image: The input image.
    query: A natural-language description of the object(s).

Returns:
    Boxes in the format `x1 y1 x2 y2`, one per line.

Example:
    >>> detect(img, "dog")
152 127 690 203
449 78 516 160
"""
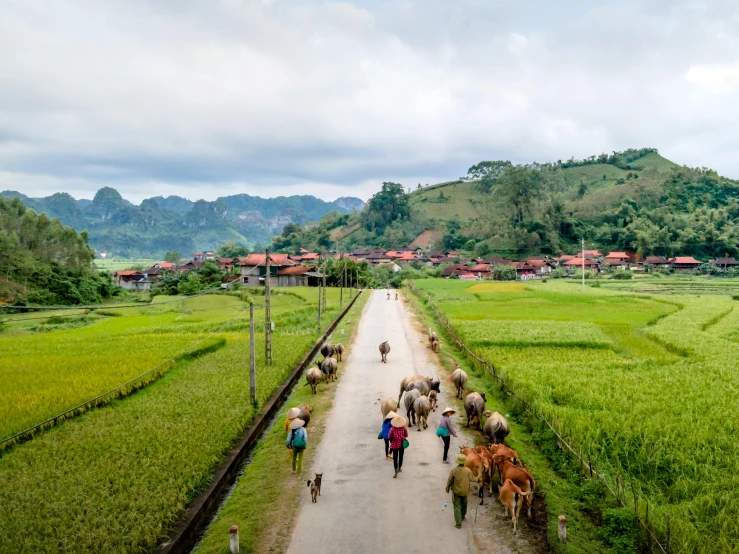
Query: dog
306 473 323 503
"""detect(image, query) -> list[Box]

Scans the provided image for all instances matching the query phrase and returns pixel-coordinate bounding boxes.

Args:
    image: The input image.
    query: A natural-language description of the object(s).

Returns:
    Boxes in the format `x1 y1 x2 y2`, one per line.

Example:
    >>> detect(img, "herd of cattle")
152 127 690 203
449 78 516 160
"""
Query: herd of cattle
303 327 538 535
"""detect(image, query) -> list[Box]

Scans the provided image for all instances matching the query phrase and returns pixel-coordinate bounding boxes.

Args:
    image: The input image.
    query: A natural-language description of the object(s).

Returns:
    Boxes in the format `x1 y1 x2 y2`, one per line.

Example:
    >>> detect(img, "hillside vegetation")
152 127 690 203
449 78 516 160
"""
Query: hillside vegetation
0 196 114 305
2 188 364 258
278 148 739 259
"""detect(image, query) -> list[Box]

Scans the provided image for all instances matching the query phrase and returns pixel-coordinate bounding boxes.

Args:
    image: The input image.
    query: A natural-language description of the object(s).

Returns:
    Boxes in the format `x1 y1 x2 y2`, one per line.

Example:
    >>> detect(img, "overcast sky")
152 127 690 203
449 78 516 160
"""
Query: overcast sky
2 0 739 203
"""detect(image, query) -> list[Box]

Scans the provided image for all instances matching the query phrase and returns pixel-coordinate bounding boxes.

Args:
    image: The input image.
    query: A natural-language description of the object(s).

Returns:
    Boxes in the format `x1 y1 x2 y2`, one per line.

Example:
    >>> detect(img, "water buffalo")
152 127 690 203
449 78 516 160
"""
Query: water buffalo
380 398 397 418
320 342 335 359
296 404 313 427
431 338 442 352
484 412 510 444
451 367 468 398
464 391 487 429
379 341 390 363
304 367 322 394
428 328 438 344
403 388 421 426
334 343 344 361
317 357 338 382
428 390 438 412
413 395 431 431
397 375 441 405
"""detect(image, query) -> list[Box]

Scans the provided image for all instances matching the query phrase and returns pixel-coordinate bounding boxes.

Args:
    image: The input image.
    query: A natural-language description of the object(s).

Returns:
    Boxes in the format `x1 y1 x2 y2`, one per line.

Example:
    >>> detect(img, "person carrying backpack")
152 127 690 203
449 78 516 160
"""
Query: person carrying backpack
286 418 308 476
380 411 397 460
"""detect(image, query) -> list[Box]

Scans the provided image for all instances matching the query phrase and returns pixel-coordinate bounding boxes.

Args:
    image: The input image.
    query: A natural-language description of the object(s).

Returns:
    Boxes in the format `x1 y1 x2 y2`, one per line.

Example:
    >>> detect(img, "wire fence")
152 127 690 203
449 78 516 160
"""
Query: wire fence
409 283 670 554
0 307 249 454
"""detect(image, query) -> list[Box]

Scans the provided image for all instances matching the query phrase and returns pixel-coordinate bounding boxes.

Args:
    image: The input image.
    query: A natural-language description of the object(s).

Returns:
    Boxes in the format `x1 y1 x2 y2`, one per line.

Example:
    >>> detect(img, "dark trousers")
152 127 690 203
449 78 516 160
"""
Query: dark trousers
442 435 451 461
391 447 404 472
453 494 468 526
384 438 390 456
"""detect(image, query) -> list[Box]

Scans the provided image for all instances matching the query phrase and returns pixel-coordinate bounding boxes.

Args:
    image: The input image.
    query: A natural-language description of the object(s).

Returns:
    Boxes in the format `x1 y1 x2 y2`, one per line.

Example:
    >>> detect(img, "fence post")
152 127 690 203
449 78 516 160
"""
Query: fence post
230 525 239 553
249 303 256 407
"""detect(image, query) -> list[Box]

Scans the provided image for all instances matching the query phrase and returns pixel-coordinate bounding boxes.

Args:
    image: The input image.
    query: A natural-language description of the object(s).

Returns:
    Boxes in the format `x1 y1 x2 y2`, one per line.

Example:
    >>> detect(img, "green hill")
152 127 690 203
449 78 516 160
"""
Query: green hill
276 148 739 259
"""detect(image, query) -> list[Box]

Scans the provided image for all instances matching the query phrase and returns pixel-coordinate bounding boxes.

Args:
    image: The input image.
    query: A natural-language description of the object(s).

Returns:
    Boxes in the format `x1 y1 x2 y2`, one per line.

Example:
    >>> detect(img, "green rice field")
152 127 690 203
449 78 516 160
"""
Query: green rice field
0 288 353 553
413 279 738 553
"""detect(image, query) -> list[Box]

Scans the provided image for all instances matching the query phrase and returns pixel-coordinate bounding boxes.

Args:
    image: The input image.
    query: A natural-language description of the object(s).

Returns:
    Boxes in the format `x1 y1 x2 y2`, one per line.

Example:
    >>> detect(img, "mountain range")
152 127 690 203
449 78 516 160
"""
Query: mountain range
1 188 364 257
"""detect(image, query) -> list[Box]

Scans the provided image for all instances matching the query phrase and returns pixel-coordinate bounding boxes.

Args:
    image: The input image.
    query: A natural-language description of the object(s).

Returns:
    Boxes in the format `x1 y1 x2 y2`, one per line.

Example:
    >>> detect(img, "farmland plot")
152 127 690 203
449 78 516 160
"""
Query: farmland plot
414 279 738 553
0 288 353 553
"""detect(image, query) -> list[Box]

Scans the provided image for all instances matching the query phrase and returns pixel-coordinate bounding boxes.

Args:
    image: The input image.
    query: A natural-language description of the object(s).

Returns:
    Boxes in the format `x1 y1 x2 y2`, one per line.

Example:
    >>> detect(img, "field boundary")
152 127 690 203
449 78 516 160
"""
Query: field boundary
156 290 362 554
0 308 247 454
409 282 669 553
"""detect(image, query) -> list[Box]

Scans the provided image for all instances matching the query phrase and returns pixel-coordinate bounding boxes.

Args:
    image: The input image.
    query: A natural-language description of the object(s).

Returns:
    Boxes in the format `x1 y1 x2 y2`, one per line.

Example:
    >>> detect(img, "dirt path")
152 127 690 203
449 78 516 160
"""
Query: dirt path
285 291 537 554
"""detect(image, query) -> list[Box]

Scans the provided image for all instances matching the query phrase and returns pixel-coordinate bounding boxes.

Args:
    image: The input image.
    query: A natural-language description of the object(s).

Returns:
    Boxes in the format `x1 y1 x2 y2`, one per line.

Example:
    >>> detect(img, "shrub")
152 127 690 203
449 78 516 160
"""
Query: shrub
550 267 567 279
602 508 638 553
491 264 517 281
612 270 633 280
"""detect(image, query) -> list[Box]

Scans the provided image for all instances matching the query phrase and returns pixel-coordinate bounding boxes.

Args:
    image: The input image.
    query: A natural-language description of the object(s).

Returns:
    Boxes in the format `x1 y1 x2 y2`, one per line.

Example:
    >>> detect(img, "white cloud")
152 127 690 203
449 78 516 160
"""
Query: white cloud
1 0 739 204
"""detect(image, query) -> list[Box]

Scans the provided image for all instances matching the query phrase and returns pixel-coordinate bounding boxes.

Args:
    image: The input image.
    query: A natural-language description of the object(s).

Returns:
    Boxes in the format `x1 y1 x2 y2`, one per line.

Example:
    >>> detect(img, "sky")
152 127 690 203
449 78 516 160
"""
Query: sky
2 0 739 204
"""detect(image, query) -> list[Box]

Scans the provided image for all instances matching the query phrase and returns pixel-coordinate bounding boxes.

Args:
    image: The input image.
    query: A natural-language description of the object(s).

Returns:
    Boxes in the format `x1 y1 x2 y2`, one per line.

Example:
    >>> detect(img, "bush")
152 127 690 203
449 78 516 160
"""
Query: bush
575 269 596 280
491 264 517 281
550 267 567 279
612 270 633 280
602 508 638 553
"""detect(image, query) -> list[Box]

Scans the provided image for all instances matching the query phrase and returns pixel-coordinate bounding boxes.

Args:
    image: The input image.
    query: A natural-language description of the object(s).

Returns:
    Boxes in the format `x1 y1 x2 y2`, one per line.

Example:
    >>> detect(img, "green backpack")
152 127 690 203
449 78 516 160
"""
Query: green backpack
291 430 306 450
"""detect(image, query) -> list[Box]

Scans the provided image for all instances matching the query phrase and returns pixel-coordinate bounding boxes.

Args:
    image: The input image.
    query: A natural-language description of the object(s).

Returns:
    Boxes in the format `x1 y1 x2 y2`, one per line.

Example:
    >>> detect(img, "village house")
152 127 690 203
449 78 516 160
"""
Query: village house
641 256 671 269
469 263 491 278
526 258 554 276
481 256 511 266
709 257 739 269
563 257 600 273
670 256 702 272
604 251 631 270
192 251 215 262
239 253 296 286
442 264 471 278
112 270 151 291
275 266 324 287
509 261 537 277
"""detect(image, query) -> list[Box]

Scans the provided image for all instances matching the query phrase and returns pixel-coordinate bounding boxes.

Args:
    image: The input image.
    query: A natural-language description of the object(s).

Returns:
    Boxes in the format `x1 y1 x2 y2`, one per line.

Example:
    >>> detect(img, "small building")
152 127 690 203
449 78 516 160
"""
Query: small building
193 251 215 262
509 261 536 277
239 253 296 286
469 263 491 278
604 252 631 270
582 250 602 258
177 260 203 273
457 272 477 280
365 251 392 265
442 264 470 278
710 257 739 269
552 254 575 264
276 266 319 287
527 259 554 276
670 256 702 271
642 256 671 268
113 270 151 291
564 258 600 273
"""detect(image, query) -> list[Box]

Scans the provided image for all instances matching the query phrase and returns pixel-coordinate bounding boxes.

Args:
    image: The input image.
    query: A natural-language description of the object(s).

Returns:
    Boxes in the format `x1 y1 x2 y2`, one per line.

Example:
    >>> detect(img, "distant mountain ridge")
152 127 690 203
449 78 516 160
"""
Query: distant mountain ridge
1 188 364 257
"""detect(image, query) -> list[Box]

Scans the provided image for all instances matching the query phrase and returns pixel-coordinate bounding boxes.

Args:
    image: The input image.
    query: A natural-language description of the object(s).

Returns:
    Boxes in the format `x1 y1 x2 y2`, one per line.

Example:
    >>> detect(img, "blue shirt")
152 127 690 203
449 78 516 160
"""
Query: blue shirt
286 427 307 449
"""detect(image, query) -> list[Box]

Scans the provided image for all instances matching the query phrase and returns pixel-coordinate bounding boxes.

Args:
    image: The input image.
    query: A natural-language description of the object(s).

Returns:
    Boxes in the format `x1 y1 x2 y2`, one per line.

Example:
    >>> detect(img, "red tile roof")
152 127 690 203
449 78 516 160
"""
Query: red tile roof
458 273 477 280
113 270 142 276
582 250 602 257
605 252 628 258
553 255 575 262
470 264 491 272
240 253 295 267
157 262 176 268
671 256 702 264
277 266 312 275
564 258 599 266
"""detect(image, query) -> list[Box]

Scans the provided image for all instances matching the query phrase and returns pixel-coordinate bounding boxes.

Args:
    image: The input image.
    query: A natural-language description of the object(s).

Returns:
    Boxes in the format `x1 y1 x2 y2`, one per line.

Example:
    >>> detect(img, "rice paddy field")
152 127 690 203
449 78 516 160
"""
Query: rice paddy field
0 288 354 553
413 279 738 553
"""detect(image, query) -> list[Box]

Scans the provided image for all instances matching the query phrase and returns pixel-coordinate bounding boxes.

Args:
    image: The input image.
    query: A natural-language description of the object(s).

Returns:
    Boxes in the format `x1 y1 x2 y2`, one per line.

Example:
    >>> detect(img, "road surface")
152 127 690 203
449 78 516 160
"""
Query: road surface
286 291 536 554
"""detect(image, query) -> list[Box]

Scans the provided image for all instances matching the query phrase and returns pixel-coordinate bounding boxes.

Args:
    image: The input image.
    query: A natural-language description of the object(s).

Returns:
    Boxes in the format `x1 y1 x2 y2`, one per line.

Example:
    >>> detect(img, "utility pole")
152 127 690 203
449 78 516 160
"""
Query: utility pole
317 282 322 330
249 303 256 406
265 248 272 365
581 238 585 292
321 257 327 312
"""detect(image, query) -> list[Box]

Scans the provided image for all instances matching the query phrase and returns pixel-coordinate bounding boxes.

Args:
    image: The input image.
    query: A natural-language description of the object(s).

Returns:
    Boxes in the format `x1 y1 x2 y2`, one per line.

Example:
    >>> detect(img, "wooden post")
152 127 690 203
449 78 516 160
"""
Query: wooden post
317 283 322 330
265 249 272 365
249 303 256 407
665 513 670 554
321 259 327 312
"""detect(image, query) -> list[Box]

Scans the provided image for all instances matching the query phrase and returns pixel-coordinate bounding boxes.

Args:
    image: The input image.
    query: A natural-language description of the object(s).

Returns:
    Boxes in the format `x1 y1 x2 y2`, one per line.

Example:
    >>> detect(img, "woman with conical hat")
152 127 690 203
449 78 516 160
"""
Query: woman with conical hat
380 411 397 460
388 415 408 478
286 418 308 476
436 407 458 464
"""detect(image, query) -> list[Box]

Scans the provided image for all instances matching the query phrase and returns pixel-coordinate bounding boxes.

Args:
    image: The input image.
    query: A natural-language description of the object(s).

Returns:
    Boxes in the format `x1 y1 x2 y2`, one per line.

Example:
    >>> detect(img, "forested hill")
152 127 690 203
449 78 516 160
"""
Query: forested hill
275 148 739 259
1 188 365 257
0 196 114 305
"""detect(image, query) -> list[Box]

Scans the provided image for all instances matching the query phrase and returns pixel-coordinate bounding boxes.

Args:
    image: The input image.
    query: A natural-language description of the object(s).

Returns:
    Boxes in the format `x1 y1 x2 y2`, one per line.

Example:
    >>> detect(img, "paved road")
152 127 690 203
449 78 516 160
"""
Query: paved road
286 291 533 554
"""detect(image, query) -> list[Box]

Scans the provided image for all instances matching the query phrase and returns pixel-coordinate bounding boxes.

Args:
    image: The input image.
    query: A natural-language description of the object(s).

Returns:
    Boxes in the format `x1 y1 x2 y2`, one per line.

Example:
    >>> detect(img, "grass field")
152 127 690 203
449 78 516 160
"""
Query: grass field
0 287 355 553
412 278 738 553
93 258 157 271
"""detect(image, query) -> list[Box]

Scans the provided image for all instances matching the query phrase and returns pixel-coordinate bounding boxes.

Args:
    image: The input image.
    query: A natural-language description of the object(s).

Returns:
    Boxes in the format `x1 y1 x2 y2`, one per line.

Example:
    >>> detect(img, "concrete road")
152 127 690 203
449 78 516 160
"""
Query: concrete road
286 291 535 554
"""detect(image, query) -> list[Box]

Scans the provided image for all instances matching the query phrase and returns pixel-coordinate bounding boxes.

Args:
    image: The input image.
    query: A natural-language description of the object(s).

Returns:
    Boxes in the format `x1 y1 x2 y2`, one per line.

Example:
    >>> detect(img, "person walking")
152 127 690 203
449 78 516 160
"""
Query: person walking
285 407 301 458
446 454 476 529
388 415 408 478
380 411 397 460
286 418 308 476
436 407 458 464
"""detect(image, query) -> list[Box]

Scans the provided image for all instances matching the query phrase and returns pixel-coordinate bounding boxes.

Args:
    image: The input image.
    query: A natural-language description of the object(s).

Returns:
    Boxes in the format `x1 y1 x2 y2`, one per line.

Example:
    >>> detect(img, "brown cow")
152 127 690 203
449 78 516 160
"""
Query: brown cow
334 343 345 361
459 447 487 504
493 454 536 518
474 445 495 494
489 443 520 466
499 479 532 534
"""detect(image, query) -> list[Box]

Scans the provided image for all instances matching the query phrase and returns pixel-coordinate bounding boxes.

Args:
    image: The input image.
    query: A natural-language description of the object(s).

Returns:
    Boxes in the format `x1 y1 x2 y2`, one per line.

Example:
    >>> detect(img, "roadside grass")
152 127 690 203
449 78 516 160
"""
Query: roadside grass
405 288 611 552
0 288 352 553
194 292 369 554
413 279 739 552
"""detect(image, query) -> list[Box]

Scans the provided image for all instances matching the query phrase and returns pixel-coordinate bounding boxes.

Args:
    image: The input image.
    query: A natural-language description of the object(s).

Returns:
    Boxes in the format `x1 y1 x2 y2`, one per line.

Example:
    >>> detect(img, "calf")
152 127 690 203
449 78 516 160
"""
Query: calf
413 395 431 431
428 390 438 412
499 479 532 534
334 343 344 361
403 389 421 426
493 454 536 518
459 447 487 505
